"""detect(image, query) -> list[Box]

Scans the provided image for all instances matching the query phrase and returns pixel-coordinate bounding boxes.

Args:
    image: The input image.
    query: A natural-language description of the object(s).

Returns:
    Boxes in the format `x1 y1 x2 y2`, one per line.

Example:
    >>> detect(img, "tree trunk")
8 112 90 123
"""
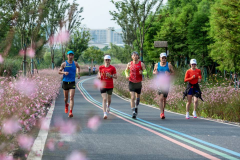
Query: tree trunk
51 47 54 69
62 45 65 62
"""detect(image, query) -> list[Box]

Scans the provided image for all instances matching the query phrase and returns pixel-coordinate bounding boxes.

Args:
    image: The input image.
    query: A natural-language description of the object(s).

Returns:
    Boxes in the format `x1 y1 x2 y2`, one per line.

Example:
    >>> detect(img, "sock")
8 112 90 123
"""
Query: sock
70 110 72 113
136 98 140 106
104 112 107 115
132 108 135 113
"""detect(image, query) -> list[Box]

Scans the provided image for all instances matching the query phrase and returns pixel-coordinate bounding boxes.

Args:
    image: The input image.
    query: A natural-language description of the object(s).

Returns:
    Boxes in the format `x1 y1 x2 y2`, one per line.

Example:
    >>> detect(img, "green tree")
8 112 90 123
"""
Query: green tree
82 46 104 65
209 0 240 72
67 27 91 61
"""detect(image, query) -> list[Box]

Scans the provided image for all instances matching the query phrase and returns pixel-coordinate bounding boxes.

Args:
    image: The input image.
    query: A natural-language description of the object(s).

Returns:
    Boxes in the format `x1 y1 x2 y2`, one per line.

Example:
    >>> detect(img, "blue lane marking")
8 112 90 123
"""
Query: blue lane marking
79 78 240 158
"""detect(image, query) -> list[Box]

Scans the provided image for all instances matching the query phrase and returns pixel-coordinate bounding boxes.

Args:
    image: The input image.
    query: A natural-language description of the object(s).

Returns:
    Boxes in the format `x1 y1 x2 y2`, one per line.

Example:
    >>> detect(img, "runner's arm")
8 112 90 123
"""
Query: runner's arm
59 62 67 75
184 70 194 82
198 70 202 83
153 63 158 75
141 62 147 76
125 63 130 77
75 62 81 75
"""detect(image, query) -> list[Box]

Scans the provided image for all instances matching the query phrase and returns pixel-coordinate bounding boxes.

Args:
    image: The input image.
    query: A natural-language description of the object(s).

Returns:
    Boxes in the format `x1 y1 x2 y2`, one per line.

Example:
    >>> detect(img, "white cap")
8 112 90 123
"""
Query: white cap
190 59 197 64
160 53 167 58
104 55 111 60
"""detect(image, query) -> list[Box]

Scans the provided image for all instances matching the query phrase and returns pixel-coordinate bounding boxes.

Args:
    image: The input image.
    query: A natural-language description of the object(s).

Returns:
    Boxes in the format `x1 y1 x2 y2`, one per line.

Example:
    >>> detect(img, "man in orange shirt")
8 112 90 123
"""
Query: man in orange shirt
183 59 202 119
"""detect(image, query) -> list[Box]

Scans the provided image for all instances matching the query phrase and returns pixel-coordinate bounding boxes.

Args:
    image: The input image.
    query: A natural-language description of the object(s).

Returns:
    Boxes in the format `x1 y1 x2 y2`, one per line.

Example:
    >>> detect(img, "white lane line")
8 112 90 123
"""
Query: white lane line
113 92 240 127
27 100 55 160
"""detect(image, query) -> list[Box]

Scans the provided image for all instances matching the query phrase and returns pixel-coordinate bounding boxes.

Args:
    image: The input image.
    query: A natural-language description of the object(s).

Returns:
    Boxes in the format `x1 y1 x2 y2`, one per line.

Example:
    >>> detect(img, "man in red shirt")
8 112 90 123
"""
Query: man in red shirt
98 55 117 119
125 51 147 119
184 59 202 119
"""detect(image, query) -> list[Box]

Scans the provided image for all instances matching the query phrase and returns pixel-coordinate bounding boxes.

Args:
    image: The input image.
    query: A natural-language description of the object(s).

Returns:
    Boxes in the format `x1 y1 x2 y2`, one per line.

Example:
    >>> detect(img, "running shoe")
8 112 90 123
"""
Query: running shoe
68 112 73 118
160 113 165 119
135 107 138 115
132 112 137 119
65 103 69 114
103 113 107 119
186 112 190 119
193 111 197 118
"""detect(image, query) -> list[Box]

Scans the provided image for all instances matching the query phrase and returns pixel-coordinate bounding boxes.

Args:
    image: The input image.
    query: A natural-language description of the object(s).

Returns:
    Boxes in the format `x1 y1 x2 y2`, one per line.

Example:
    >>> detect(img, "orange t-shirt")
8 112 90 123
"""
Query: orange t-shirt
184 69 202 84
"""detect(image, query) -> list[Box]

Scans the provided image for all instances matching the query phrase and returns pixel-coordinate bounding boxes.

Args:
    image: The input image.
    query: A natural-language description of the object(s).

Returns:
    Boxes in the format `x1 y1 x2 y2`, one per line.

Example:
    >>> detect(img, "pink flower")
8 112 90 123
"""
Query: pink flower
151 74 172 92
4 70 6 73
14 78 37 95
93 79 104 89
17 135 34 150
56 30 70 44
46 139 55 151
54 117 78 135
19 49 25 56
27 48 35 58
66 151 88 160
87 116 101 131
2 118 21 134
40 118 49 131
0 55 4 64
48 35 55 46
0 153 14 160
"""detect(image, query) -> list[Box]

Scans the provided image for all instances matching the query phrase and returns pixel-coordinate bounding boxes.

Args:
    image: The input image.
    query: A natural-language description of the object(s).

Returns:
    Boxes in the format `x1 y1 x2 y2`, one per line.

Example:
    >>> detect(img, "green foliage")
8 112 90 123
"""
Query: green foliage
67 28 91 61
82 46 104 64
106 43 132 63
209 0 240 72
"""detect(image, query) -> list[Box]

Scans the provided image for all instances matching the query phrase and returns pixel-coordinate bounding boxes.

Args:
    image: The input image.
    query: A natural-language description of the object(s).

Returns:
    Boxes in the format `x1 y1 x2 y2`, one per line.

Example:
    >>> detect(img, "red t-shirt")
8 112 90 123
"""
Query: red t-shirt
129 61 142 83
99 65 116 88
184 69 202 85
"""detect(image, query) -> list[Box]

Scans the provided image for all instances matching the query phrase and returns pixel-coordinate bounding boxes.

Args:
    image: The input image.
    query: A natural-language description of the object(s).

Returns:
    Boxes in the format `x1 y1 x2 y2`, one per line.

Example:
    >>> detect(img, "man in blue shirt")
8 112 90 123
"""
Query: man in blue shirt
59 50 81 118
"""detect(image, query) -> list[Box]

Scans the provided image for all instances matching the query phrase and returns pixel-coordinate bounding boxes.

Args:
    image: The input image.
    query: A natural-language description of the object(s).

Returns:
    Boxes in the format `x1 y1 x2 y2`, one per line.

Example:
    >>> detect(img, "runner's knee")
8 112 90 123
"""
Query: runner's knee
70 96 74 101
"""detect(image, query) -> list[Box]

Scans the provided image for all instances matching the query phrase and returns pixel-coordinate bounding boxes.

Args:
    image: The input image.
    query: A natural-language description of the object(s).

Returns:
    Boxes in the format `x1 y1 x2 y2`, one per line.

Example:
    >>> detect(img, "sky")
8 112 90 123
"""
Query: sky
72 0 168 30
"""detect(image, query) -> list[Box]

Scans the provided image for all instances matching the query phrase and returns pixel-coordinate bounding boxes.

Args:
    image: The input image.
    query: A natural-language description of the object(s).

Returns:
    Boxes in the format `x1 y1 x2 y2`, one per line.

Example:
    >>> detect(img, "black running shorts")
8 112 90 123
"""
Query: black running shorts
62 81 76 90
100 88 113 95
129 81 142 94
157 88 169 98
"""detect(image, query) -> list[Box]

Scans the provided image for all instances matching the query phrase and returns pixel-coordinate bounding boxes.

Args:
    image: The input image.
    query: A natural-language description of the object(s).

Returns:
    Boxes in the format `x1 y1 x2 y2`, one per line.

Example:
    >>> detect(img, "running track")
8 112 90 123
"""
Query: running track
30 76 240 160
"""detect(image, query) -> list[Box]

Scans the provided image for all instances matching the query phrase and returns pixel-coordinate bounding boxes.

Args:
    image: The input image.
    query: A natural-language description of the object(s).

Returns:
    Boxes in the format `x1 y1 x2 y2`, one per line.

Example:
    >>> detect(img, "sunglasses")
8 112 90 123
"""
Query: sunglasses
161 57 167 59
191 64 196 65
105 59 110 61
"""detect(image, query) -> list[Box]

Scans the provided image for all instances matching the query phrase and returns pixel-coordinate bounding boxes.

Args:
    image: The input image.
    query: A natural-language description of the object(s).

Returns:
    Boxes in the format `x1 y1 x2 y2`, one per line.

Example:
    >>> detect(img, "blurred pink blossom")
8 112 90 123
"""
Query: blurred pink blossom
54 117 77 135
14 78 37 95
27 48 35 58
0 55 4 64
151 74 172 92
58 142 64 148
2 118 21 134
0 153 14 160
19 49 25 56
17 134 34 150
66 151 88 160
87 116 101 131
40 118 49 131
56 30 70 44
46 139 55 151
93 79 104 89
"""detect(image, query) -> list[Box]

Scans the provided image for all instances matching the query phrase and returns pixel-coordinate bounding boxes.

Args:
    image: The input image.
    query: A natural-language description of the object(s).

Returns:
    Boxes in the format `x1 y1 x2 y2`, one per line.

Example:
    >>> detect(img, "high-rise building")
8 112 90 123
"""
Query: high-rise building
89 27 124 47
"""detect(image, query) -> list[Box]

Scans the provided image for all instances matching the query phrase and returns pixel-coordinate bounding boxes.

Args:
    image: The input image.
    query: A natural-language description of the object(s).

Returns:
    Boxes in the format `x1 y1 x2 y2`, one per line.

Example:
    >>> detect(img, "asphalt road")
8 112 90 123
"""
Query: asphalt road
41 76 240 160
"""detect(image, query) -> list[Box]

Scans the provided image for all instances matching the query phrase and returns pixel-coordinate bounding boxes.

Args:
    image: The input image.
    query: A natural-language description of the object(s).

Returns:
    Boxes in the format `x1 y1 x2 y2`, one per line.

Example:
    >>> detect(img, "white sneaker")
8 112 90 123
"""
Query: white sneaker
186 112 190 119
103 113 107 119
193 111 197 118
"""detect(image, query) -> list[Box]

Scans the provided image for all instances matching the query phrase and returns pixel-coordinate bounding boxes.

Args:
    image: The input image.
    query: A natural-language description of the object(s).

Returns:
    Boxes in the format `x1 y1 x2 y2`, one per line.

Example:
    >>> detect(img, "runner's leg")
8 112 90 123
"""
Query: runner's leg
159 94 164 113
69 89 75 111
193 96 198 111
101 93 107 113
63 90 69 105
130 92 136 109
186 95 192 119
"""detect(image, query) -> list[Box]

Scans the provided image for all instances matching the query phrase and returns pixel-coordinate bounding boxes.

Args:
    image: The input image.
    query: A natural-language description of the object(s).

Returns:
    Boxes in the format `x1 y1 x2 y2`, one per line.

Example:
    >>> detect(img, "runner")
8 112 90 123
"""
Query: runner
153 53 174 119
125 51 147 119
93 65 96 74
88 66 91 76
98 55 117 119
183 59 203 119
59 50 81 118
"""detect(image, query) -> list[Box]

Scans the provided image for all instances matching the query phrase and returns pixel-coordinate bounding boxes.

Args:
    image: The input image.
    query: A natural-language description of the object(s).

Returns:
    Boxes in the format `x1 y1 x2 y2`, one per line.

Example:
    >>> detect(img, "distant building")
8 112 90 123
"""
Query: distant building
89 27 124 48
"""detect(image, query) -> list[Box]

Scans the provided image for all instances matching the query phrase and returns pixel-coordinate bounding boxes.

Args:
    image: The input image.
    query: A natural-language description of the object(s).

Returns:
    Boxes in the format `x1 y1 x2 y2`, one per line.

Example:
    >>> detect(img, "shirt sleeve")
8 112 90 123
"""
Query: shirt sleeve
184 70 194 82
112 66 117 74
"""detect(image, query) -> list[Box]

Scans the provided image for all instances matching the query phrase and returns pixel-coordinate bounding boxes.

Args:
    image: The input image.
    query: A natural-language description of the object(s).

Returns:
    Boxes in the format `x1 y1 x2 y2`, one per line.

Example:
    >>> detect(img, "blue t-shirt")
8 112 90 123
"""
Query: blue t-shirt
63 61 76 82
157 62 170 74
